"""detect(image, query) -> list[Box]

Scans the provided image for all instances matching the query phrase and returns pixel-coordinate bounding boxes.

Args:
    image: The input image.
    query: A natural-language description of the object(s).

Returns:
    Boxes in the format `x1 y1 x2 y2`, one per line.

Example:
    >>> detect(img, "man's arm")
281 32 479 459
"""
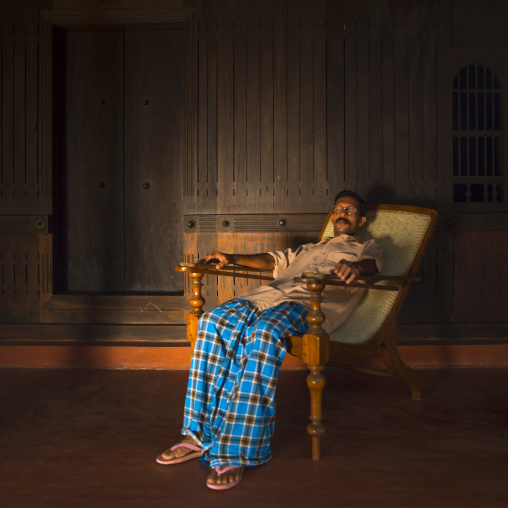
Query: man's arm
331 258 378 284
198 252 275 271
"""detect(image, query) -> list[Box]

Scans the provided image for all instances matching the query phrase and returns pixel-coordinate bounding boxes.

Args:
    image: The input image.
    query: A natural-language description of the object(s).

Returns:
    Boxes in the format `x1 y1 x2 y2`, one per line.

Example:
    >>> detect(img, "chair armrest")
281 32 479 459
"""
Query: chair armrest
175 262 275 282
294 272 418 292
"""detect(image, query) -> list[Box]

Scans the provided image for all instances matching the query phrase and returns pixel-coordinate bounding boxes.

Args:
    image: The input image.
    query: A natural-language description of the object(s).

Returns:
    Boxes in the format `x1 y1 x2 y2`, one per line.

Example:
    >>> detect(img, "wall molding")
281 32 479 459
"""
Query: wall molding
182 212 508 233
182 213 328 233
0 216 48 234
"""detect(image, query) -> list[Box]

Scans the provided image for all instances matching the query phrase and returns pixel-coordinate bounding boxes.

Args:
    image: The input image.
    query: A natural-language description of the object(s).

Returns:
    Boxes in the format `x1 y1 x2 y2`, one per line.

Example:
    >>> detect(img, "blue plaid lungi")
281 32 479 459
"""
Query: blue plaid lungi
182 298 310 468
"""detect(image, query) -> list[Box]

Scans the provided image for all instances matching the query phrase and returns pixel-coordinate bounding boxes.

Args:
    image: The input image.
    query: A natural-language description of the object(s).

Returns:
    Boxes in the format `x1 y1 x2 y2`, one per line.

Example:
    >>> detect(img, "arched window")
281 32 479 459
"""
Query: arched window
452 64 504 204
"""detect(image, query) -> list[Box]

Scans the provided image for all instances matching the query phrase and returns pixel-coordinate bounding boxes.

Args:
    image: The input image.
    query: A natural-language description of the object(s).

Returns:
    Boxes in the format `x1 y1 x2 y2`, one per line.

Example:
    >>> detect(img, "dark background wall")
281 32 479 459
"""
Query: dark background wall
0 0 506 342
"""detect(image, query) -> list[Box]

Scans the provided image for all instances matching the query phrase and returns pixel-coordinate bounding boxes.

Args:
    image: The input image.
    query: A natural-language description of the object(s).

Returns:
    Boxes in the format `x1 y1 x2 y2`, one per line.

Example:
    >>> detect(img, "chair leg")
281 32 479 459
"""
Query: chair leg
306 365 326 460
380 337 422 400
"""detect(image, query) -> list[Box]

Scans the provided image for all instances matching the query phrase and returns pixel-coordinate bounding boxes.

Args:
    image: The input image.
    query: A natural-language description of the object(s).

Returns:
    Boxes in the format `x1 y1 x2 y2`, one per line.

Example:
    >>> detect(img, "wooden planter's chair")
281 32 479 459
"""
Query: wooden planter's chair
175 204 438 461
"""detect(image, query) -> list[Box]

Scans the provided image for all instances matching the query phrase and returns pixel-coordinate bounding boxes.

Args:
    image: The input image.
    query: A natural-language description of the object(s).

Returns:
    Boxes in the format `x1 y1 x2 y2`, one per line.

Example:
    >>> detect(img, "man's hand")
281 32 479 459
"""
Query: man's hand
331 258 377 284
197 252 233 270
331 259 361 284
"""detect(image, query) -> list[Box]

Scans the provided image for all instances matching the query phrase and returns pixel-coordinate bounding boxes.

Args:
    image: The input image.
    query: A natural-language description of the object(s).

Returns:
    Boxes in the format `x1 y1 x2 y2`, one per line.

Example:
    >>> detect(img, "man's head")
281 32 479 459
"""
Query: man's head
331 190 367 236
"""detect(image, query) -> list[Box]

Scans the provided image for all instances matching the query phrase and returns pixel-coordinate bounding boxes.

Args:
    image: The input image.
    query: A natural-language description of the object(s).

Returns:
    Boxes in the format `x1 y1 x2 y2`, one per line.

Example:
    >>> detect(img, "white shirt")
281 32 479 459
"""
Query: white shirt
240 234 383 333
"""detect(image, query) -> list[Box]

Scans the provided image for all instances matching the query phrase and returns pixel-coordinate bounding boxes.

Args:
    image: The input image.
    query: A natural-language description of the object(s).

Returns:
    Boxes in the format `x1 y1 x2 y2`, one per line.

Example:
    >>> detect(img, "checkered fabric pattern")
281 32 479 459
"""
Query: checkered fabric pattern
182 298 310 468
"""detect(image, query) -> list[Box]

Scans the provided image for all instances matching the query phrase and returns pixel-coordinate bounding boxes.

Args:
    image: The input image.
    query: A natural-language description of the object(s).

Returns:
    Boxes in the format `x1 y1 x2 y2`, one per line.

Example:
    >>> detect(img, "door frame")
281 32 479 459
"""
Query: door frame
38 9 195 325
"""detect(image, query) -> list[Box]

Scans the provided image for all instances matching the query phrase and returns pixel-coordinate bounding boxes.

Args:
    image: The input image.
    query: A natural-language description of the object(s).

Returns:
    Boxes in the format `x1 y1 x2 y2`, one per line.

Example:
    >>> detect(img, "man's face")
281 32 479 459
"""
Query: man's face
331 195 367 236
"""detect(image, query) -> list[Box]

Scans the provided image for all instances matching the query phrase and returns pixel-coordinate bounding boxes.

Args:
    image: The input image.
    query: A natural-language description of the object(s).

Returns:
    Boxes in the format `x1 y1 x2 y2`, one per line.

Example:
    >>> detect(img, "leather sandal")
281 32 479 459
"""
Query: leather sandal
206 465 245 490
156 441 201 465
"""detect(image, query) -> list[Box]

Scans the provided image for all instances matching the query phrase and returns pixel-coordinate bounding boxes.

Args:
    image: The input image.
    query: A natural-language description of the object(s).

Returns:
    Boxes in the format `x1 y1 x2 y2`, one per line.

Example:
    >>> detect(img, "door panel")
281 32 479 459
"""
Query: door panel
64 29 184 293
65 31 125 292
124 30 184 292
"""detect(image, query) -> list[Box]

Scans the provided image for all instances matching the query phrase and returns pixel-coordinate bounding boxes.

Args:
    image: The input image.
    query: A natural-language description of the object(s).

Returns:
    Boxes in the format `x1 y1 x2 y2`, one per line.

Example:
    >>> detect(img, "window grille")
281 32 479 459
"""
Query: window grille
452 64 504 203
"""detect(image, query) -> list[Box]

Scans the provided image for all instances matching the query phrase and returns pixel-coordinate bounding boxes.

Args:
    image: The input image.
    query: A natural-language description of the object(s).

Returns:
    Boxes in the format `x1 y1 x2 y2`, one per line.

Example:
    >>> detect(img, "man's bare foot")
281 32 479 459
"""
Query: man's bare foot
156 435 201 465
206 465 245 490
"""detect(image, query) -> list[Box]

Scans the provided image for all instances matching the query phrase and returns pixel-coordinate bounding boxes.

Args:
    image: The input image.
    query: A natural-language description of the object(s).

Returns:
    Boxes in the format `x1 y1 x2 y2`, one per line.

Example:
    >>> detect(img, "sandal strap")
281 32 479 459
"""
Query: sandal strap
215 465 242 475
170 442 201 452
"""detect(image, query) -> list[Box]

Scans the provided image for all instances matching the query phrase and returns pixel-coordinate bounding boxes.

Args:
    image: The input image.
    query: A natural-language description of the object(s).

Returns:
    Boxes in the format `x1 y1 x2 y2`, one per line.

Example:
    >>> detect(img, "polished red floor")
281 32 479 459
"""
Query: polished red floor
1 367 507 507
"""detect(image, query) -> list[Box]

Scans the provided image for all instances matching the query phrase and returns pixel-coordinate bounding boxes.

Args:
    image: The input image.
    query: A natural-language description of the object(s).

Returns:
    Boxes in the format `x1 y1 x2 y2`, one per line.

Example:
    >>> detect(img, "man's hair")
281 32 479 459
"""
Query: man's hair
333 190 367 217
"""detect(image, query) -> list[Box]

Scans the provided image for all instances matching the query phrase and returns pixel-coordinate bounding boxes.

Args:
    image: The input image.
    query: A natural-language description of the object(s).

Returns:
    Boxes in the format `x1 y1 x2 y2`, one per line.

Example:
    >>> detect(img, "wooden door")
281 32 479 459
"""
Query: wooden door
65 29 184 293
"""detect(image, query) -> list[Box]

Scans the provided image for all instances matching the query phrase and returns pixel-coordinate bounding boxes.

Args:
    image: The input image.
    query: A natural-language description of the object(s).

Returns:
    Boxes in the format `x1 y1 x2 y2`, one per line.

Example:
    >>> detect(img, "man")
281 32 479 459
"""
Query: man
156 190 383 490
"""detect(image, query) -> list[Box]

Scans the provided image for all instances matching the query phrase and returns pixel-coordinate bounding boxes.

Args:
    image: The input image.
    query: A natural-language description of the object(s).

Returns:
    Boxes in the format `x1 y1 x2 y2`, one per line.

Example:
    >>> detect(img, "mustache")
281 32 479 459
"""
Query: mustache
335 218 351 225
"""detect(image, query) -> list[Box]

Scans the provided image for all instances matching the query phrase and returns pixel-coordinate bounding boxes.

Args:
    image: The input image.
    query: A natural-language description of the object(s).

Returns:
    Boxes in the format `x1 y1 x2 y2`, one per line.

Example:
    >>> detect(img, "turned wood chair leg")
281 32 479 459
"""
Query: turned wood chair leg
307 364 326 460
302 280 329 460
187 272 204 351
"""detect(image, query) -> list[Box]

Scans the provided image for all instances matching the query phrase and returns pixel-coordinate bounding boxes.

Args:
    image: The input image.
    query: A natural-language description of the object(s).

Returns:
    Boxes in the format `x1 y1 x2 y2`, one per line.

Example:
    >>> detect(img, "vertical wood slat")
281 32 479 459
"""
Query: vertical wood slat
285 1 300 212
273 0 288 213
0 1 39 215
367 7 383 203
326 0 345 199
436 1 453 205
38 233 53 319
217 0 234 210
38 12 53 213
26 13 38 214
11 22 24 210
380 6 395 201
355 4 370 196
407 5 423 200
298 1 315 206
232 2 247 208
421 7 438 203
259 4 275 213
13 18 27 212
185 3 198 205
393 9 410 200
1 22 15 209
313 2 327 205
343 1 357 192
245 2 261 210
197 0 218 213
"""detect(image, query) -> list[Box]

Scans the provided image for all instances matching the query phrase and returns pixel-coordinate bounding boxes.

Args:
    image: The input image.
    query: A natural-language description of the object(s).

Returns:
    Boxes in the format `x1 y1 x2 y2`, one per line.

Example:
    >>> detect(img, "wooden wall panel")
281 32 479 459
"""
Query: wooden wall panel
0 234 42 323
0 0 507 336
0 0 39 216
453 231 508 322
194 0 330 215
186 0 506 331
453 0 508 50
341 0 446 203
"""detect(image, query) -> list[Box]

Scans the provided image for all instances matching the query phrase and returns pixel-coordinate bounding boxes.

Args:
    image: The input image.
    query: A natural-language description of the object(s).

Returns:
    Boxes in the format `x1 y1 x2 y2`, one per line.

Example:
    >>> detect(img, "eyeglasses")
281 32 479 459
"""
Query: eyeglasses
332 205 358 215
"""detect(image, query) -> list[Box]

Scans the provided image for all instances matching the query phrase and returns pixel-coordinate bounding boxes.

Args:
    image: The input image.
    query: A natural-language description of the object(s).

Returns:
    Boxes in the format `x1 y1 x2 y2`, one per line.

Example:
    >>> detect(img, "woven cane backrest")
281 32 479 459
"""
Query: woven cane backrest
320 205 435 345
